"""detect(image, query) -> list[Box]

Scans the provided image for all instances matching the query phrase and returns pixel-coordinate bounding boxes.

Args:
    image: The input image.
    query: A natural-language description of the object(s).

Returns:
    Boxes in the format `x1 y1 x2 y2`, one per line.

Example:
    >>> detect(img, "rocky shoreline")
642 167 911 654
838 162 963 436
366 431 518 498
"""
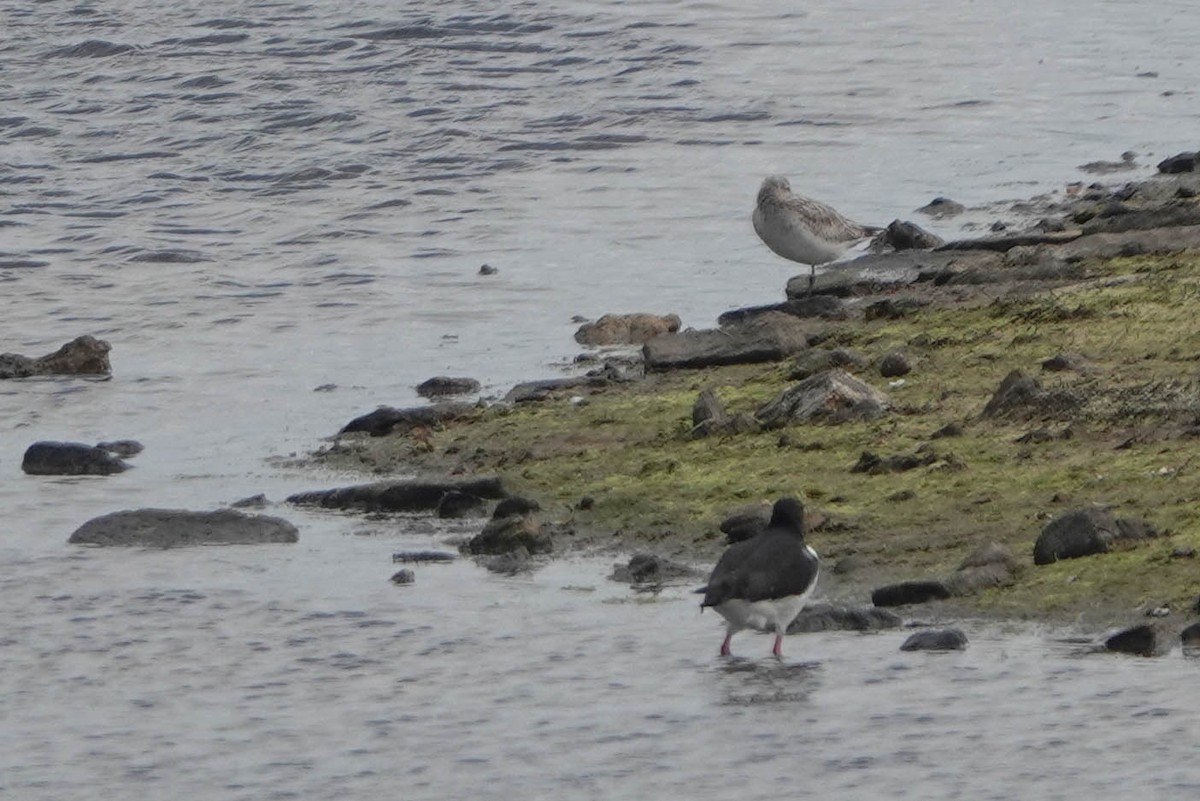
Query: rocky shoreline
302 159 1200 652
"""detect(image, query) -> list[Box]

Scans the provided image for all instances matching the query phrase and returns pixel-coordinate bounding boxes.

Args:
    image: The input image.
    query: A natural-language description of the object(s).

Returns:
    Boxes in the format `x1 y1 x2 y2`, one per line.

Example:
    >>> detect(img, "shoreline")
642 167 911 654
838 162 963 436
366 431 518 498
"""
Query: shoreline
302 165 1200 640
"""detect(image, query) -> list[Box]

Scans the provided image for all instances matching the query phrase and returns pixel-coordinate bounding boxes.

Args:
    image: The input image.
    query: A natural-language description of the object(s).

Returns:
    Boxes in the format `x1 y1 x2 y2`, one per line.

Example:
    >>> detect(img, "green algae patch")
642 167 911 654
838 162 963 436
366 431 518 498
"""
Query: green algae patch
315 250 1200 622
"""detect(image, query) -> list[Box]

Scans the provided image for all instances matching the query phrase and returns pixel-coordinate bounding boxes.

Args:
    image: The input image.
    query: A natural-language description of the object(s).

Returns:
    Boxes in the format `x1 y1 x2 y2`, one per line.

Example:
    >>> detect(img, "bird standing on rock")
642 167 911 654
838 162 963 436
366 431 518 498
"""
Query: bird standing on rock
698 497 820 658
752 175 881 292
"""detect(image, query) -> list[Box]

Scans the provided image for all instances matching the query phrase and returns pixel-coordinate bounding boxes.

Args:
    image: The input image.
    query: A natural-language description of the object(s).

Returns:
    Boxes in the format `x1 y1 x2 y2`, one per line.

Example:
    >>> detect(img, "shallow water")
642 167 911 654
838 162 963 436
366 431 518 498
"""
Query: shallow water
4 0 1200 797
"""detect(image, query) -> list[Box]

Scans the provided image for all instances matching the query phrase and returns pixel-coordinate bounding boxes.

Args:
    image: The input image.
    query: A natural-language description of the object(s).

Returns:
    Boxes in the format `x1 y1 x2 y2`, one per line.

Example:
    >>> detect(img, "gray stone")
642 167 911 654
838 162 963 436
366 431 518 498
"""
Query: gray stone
1033 506 1158 565
756 369 890 427
575 313 681 346
609 553 701 585
900 628 968 651
788 347 868 380
871 580 952 607
880 219 945 250
716 296 845 326
644 315 809 371
339 401 475 437
879 350 912 378
789 604 903 633
22 441 129 476
416 376 481 398
287 477 508 513
68 508 299 547
1104 623 1160 656
1 335 112 379
390 569 416 585
916 197 966 219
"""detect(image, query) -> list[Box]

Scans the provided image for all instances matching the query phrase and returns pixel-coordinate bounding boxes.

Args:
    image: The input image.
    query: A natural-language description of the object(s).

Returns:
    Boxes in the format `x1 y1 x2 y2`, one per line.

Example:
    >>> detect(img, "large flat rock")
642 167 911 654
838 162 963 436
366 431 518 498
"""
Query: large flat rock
68 508 299 547
287 477 508 513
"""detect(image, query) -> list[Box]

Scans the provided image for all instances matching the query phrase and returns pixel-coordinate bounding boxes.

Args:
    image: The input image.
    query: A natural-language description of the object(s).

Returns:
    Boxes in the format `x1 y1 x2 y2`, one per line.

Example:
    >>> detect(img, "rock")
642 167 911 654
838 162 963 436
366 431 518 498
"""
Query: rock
492 496 540 518
436 490 487 519
392 550 456 563
756 369 890 428
390 569 416 585
788 347 868 380
1032 506 1159 565
1157 151 1198 174
339 401 475 437
691 388 759 438
22 441 129 476
287 477 508 513
879 350 912 378
1078 151 1137 175
692 387 726 431
230 493 268 509
719 505 771 544
716 296 845 326
1041 352 1089 373
95 440 144 458
643 314 809 371
1104 623 1160 656
1 335 112 379
478 263 498 275
944 542 1023 596
464 501 552 556
788 603 903 633
479 547 536 575
68 508 299 547
416 376 481 398
937 230 1083 252
1181 622 1200 651
930 422 963 439
881 219 945 250
1079 204 1200 235
862 298 931 321
574 313 681 346
608 553 701 585
980 369 1081 420
900 628 968 651
871 580 952 607
504 365 634 403
916 197 966 218
850 450 936 474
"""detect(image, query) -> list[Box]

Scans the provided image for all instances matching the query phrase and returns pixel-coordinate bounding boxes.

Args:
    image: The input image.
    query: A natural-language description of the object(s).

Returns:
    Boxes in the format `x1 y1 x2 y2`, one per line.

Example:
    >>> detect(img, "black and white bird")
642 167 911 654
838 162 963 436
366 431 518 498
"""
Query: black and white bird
698 497 820 658
752 175 881 292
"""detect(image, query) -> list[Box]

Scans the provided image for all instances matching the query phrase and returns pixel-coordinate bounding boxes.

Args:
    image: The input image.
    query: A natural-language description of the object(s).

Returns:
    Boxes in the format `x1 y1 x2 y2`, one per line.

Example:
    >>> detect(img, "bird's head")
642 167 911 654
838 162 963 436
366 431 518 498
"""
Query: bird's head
768 496 806 535
758 175 792 204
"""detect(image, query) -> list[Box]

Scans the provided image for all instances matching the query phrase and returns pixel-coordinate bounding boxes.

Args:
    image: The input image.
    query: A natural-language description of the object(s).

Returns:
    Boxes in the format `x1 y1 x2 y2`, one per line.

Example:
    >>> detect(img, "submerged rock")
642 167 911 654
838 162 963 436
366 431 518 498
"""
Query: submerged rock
1 335 112 379
95 439 144 458
390 569 416 585
22 441 129 476
416 376 481 398
68 508 299 547
609 553 701 586
464 496 552 556
788 604 903 633
1104 623 1161 657
900 628 968 651
339 401 475 437
916 197 966 219
392 550 457 563
287 477 508 513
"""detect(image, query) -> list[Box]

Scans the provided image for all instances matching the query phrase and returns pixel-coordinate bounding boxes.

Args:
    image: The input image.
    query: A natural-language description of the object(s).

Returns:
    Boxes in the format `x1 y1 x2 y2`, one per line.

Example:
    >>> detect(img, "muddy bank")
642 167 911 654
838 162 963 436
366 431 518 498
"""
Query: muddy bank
307 169 1200 631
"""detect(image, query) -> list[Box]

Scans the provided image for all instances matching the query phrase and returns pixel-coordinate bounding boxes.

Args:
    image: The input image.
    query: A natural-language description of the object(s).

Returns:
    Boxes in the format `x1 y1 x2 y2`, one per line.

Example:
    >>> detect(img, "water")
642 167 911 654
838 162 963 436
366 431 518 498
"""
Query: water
3 0 1200 797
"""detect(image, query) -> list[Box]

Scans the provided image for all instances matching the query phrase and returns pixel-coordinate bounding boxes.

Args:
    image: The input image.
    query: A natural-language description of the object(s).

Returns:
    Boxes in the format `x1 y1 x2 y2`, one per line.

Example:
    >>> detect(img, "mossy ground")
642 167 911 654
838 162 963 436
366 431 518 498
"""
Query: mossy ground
317 252 1200 624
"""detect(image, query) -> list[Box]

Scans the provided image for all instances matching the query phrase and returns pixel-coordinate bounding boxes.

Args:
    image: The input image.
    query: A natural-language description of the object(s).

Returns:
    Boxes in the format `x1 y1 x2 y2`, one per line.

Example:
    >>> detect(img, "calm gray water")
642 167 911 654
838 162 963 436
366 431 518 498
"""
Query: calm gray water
3 0 1200 797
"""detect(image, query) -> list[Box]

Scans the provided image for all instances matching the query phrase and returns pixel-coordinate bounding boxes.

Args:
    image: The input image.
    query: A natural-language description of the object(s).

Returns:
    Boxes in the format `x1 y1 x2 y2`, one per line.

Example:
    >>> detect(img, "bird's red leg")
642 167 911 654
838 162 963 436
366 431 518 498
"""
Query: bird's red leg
720 632 732 656
772 633 783 658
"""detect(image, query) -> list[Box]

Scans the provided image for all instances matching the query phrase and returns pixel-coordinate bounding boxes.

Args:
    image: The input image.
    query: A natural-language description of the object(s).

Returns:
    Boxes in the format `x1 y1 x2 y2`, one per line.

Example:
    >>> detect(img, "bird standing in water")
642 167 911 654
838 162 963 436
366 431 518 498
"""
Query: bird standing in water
752 175 881 292
698 497 820 658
